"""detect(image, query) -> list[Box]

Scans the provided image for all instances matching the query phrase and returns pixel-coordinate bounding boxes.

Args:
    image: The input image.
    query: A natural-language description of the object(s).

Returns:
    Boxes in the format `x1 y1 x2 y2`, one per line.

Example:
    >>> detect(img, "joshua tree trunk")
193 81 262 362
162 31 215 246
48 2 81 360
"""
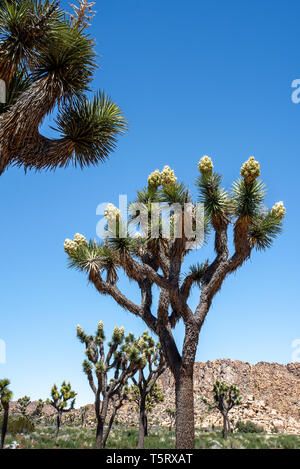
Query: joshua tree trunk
55 411 62 438
0 403 9 450
222 412 230 439
144 414 148 436
174 365 195 449
137 394 147 449
96 418 104 449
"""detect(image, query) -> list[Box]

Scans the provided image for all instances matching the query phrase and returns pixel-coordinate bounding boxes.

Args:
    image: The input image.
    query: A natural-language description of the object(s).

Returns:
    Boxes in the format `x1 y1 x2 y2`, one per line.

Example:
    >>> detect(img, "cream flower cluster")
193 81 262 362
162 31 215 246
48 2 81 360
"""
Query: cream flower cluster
104 203 121 224
64 233 88 255
240 156 260 183
112 325 125 341
147 166 177 188
148 169 161 188
198 155 214 174
64 239 77 255
271 201 286 220
73 233 88 247
98 320 104 331
160 165 177 187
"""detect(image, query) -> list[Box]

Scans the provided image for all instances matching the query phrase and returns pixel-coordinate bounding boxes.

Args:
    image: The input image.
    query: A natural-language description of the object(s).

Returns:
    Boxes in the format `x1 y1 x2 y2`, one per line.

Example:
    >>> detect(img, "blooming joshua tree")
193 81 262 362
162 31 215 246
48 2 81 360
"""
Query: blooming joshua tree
128 331 166 448
77 322 148 449
46 381 77 437
0 0 126 174
0 378 12 450
65 157 286 448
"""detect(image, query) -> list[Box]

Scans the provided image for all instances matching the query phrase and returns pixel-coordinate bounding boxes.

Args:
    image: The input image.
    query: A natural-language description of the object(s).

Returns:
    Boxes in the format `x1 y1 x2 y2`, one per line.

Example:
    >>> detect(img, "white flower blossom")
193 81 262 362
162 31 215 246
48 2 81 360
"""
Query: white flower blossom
64 238 77 255
104 203 121 224
271 201 286 220
148 169 161 188
160 165 177 187
240 156 260 183
198 155 214 174
73 233 88 247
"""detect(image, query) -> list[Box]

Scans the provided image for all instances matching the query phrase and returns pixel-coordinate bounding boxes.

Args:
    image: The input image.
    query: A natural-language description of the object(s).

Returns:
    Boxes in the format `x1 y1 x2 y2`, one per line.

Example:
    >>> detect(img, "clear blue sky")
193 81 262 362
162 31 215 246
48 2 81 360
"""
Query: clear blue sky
1 0 299 406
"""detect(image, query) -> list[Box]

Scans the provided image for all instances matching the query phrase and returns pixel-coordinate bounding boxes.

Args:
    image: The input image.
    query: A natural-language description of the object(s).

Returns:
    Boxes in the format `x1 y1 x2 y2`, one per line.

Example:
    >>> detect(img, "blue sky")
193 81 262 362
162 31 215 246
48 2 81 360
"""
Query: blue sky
1 0 299 406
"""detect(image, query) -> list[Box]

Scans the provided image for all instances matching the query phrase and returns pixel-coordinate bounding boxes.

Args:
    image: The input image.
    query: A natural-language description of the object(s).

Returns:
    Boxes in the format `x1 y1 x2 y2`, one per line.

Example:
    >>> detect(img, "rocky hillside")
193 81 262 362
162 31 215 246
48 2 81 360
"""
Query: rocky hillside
11 359 300 434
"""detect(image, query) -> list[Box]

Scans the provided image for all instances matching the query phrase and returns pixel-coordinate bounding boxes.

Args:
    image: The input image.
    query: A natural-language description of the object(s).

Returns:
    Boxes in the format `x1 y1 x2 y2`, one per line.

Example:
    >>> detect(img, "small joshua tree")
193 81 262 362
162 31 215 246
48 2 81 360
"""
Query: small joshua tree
203 381 242 439
47 381 77 437
0 378 12 450
130 383 164 446
32 399 44 425
17 395 31 420
80 405 89 427
166 407 176 432
128 332 166 448
65 156 286 448
77 321 148 449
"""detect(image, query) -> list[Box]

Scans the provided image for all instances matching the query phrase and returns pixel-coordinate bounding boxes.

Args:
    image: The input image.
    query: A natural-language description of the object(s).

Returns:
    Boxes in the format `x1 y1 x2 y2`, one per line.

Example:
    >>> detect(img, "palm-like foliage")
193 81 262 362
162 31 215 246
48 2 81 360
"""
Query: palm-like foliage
196 172 232 222
0 0 127 174
232 178 265 218
249 211 283 250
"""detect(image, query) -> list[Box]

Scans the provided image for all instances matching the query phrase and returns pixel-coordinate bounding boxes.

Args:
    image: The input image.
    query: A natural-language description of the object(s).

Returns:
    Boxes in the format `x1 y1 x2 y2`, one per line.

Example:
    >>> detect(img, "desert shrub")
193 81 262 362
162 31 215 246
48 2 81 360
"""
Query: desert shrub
235 420 264 434
0 415 35 434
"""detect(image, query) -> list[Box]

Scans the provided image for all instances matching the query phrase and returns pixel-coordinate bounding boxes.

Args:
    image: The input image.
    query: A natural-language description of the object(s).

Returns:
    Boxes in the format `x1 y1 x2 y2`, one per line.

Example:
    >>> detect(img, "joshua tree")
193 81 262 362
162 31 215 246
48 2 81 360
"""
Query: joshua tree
80 405 89 427
166 407 176 432
202 381 242 439
46 381 77 437
17 395 31 419
65 156 286 448
32 399 44 424
0 378 12 450
128 332 166 448
130 383 164 447
77 321 148 449
0 0 126 174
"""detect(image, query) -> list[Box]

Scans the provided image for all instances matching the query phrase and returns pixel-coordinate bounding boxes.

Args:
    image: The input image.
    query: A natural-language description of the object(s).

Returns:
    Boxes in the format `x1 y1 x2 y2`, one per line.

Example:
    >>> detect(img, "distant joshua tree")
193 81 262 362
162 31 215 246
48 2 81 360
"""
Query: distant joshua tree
0 378 12 449
17 395 31 419
77 321 148 449
80 405 89 427
32 399 44 424
203 381 242 439
0 0 126 174
46 381 77 437
166 407 176 432
128 331 166 448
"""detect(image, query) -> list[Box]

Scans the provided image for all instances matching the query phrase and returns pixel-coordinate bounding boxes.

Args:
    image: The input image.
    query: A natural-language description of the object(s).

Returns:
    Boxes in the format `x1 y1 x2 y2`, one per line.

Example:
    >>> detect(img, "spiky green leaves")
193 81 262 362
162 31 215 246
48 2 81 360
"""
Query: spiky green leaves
32 25 97 98
0 0 63 82
213 380 241 408
232 179 265 218
187 262 208 287
0 67 31 114
47 381 77 411
196 172 231 221
249 211 283 251
0 378 12 406
17 395 31 416
54 93 127 167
